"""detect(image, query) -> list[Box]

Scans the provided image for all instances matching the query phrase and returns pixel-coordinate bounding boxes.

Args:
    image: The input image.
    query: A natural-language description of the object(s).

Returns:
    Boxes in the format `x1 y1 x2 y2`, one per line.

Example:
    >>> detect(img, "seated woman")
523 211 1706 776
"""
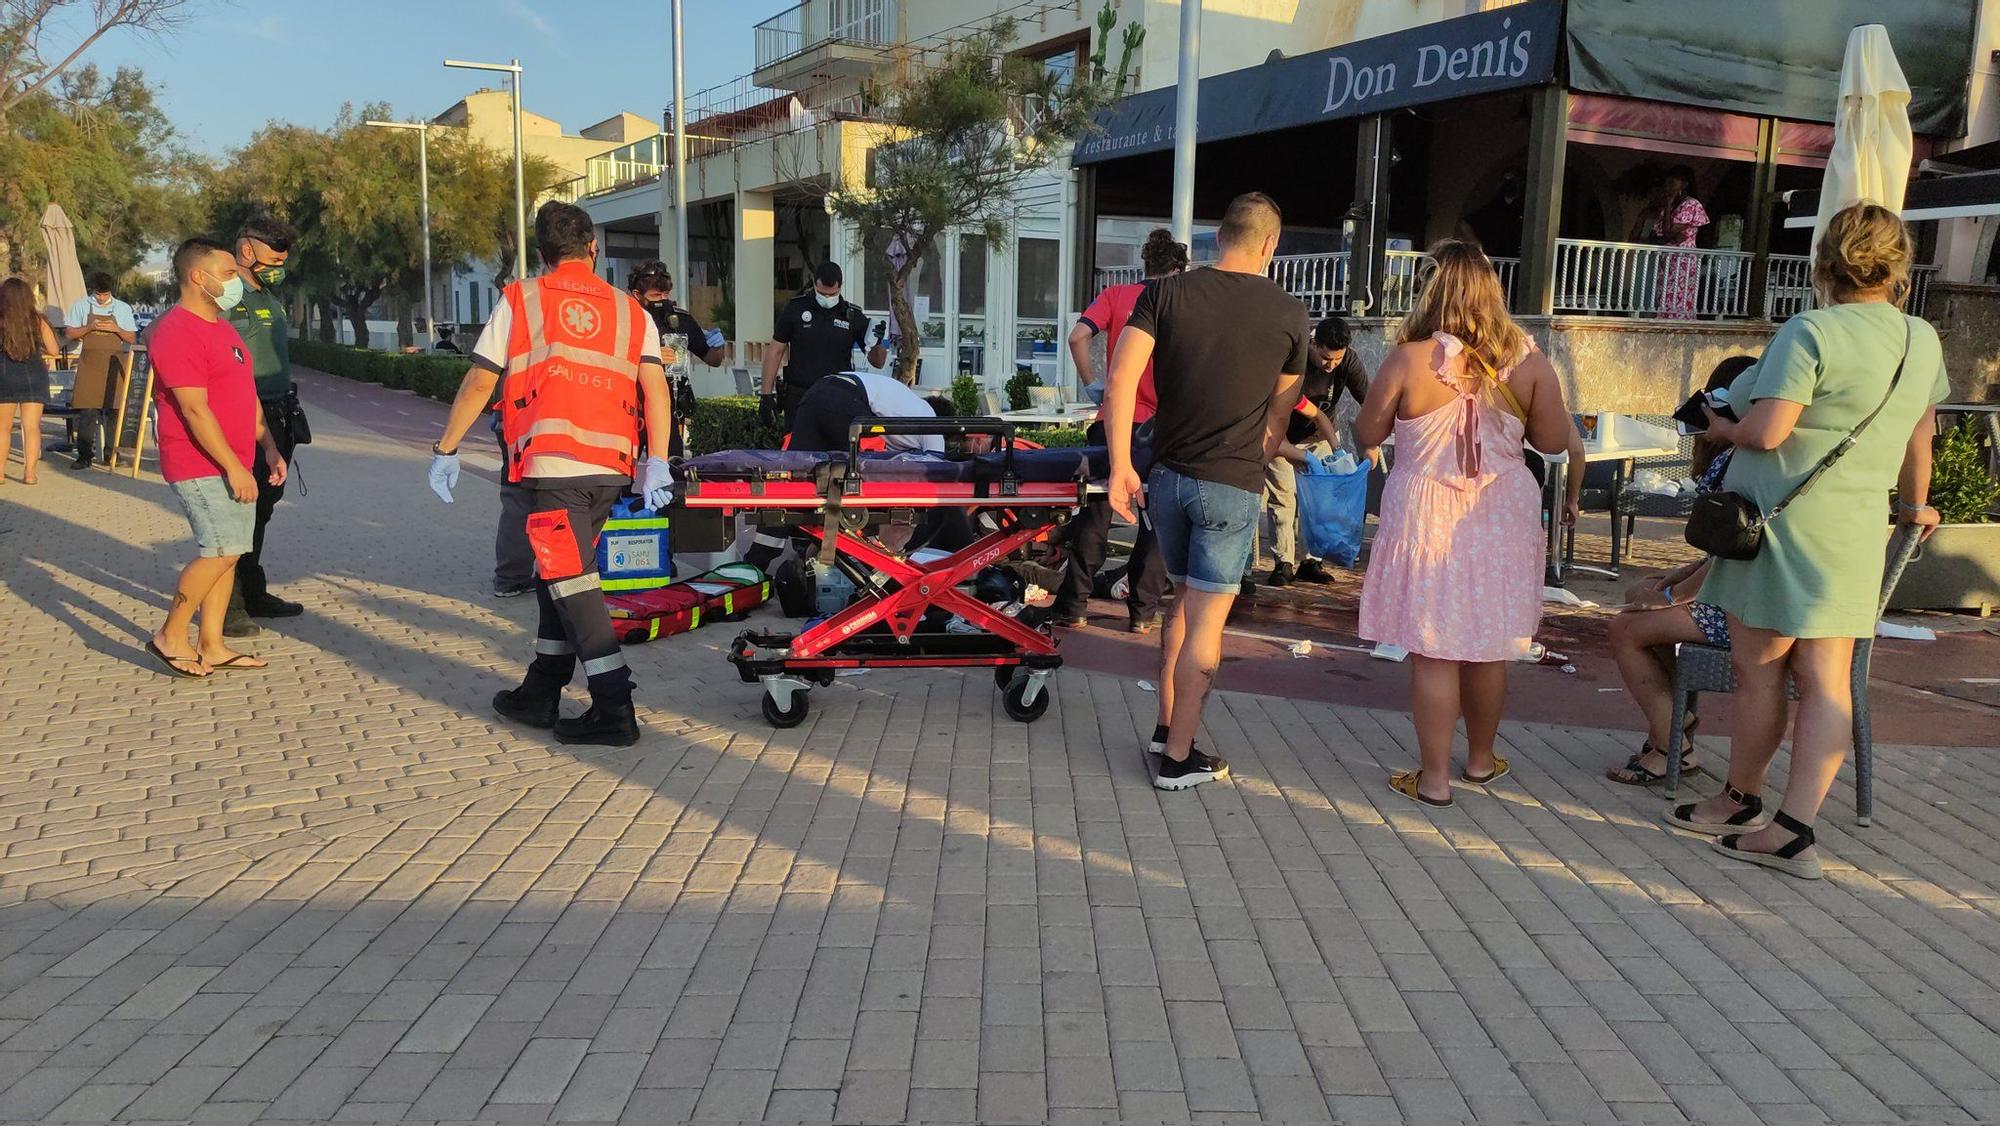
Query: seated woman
1604 354 1755 786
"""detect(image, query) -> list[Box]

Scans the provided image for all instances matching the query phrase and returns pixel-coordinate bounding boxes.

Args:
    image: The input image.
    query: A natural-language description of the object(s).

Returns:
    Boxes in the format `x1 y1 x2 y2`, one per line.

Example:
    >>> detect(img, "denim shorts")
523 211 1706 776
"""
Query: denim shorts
170 475 256 558
1146 464 1258 594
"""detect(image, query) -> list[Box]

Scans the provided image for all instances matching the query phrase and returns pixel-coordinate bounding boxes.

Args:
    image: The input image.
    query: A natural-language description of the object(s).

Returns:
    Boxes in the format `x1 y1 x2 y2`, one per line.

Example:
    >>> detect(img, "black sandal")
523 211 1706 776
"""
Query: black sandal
1663 784 1763 836
1606 742 1701 788
1714 810 1822 880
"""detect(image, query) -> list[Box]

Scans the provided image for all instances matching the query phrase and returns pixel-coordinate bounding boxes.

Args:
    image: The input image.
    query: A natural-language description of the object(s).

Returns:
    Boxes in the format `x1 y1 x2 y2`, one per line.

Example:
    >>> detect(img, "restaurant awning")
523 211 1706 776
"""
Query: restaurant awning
1784 168 2000 227
1071 0 1562 167
1565 0 1979 138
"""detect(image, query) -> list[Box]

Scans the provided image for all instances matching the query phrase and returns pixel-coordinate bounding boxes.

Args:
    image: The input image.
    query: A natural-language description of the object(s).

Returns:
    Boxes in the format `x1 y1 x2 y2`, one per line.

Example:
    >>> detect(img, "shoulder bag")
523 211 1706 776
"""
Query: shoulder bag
1685 320 1910 561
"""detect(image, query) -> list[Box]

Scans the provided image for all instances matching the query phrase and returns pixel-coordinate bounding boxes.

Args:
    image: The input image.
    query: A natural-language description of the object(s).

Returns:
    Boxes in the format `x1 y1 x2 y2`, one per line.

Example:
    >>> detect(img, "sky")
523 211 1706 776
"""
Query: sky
84 0 757 155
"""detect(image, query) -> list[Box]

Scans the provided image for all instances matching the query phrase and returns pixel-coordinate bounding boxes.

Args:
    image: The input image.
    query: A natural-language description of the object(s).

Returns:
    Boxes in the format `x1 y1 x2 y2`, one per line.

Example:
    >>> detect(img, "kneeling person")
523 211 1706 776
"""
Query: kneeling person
426 201 676 747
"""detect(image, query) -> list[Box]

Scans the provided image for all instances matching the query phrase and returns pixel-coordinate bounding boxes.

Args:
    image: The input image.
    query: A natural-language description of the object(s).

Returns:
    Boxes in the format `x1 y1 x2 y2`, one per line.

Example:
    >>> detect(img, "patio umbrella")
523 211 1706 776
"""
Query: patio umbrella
1811 24 1912 252
39 203 86 328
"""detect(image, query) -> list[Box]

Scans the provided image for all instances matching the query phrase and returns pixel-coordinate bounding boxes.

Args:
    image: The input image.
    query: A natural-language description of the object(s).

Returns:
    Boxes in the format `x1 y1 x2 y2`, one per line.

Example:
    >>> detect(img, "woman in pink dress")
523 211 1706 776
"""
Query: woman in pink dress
1355 241 1583 807
1646 166 1709 319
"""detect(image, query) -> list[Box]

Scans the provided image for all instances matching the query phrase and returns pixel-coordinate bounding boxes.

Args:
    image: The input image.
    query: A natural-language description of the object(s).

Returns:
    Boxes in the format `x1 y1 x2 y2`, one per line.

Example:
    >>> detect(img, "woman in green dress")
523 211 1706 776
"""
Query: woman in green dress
1665 203 1947 880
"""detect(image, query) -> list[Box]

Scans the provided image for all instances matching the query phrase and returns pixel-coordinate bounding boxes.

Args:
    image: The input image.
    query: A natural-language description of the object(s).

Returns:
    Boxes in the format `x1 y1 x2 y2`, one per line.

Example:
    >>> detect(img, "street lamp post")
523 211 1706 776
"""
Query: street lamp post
670 0 689 294
444 57 528 281
364 119 433 339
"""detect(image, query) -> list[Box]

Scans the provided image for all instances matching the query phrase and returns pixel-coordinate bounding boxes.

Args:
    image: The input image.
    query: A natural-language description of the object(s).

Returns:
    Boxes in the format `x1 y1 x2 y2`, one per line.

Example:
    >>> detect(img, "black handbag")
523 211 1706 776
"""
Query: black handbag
283 388 312 446
1685 321 1910 561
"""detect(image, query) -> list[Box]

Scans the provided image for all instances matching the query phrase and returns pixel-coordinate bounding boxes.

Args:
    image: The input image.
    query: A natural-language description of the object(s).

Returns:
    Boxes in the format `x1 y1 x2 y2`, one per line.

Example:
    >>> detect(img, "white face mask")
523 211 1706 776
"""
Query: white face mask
814 290 840 309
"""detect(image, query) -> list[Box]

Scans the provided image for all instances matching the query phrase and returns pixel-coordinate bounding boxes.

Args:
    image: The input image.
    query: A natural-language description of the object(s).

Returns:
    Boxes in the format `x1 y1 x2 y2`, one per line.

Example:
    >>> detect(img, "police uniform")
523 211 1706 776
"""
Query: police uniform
471 260 662 708
772 292 871 430
226 283 298 612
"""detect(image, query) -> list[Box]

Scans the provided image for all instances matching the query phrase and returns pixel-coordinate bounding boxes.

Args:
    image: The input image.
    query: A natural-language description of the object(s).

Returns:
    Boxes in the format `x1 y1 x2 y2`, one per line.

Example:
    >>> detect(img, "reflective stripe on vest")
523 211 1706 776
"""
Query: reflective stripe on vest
498 270 646 482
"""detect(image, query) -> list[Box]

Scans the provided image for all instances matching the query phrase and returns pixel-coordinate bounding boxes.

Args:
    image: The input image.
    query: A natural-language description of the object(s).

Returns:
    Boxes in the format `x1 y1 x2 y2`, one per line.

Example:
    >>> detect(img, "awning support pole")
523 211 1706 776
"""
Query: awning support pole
1746 117 1779 319
1351 114 1389 317
1516 86 1567 317
1170 0 1201 245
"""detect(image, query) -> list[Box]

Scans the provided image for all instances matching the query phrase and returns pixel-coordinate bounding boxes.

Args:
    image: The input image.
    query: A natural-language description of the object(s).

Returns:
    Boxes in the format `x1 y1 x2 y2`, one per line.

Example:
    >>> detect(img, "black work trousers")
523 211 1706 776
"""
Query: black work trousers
236 398 296 601
1052 421 1165 621
521 484 633 703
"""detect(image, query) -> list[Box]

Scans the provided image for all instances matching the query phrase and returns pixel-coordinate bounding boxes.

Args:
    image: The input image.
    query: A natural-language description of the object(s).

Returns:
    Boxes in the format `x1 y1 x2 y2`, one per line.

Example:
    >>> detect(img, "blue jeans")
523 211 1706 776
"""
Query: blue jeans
1147 464 1258 594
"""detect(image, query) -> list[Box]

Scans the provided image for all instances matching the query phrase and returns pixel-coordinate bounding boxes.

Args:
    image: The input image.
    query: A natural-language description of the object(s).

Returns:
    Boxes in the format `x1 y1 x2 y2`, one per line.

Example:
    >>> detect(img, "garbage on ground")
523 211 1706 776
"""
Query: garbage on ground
1630 468 1681 497
1543 586 1598 608
1371 642 1408 662
1876 620 1936 641
1289 640 1314 658
1138 679 1156 692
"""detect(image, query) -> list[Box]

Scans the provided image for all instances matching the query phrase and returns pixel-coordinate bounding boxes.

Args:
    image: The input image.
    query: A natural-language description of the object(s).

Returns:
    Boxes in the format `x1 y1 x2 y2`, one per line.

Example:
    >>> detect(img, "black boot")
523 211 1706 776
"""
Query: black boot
70 436 91 470
222 586 260 638
554 696 641 747
493 686 561 729
244 591 305 618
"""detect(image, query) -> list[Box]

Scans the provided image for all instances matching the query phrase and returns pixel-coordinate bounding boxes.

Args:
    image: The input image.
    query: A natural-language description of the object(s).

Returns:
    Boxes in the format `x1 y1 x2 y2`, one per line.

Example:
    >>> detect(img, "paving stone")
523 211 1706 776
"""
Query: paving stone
489 1037 589 1104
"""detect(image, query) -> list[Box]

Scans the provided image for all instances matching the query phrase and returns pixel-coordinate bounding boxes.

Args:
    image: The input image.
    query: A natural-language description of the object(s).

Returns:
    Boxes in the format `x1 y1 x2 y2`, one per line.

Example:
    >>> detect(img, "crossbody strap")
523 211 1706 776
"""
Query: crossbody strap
1761 318 1912 528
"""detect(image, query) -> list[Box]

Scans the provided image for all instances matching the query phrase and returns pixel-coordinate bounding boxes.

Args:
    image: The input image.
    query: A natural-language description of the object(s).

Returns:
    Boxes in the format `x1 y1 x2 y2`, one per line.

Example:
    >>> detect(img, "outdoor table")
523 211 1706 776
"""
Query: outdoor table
1542 414 1681 585
998 405 1099 427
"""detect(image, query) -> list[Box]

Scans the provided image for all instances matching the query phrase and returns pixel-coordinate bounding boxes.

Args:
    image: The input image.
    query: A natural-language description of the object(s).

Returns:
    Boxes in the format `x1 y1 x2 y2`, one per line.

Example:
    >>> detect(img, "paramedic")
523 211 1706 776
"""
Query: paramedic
425 201 676 747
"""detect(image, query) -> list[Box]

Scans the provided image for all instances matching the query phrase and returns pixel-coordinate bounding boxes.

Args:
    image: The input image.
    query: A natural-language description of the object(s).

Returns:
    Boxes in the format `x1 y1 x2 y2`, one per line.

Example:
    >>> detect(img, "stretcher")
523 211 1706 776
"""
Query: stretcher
675 417 1113 728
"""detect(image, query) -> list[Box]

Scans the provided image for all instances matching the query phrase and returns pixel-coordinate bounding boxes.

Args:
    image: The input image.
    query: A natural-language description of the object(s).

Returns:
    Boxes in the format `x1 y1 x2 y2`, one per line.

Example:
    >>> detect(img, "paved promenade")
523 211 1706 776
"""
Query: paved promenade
0 375 1997 1124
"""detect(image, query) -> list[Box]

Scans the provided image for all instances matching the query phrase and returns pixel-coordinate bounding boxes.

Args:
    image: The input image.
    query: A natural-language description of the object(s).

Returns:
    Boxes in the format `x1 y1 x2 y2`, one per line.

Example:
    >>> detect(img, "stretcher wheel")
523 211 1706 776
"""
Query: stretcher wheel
994 666 1016 690
1001 678 1050 723
762 690 810 728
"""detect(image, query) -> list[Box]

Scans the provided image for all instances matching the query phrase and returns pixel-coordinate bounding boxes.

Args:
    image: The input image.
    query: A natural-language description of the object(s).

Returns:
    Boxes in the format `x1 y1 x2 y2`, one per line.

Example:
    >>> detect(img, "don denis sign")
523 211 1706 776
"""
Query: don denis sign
1073 0 1560 166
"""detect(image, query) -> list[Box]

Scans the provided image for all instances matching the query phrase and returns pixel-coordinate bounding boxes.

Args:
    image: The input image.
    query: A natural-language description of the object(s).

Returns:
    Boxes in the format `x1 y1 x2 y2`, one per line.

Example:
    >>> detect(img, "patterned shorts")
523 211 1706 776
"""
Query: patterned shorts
1688 600 1730 649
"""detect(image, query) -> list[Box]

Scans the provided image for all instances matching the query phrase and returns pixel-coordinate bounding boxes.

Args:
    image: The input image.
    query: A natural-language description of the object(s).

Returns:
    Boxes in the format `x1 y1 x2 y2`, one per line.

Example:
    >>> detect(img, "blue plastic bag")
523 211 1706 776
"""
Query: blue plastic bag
1295 455 1370 566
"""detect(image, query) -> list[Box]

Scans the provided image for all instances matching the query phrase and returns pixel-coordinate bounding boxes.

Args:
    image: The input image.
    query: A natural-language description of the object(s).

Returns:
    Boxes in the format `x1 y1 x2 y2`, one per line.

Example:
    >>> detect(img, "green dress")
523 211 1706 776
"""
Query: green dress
1699 302 1948 639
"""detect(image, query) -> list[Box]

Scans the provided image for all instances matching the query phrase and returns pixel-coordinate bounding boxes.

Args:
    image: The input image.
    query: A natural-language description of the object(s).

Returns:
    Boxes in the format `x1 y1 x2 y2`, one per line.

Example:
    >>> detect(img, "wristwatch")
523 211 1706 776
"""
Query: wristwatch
432 441 456 456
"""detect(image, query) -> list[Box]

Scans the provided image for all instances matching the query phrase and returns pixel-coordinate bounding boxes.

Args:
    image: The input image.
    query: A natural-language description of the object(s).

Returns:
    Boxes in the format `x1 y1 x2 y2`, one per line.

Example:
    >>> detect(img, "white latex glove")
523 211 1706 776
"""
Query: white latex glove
639 455 674 510
427 451 460 503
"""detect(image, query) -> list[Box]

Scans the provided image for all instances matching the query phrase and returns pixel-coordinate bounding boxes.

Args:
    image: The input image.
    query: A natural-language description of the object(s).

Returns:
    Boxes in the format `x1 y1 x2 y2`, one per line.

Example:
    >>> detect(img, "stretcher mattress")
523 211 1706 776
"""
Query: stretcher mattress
680 445 1127 484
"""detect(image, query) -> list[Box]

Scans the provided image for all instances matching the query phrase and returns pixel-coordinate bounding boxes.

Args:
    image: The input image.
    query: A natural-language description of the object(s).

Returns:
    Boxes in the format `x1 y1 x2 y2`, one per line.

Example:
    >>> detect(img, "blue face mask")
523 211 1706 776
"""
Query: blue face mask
203 271 245 311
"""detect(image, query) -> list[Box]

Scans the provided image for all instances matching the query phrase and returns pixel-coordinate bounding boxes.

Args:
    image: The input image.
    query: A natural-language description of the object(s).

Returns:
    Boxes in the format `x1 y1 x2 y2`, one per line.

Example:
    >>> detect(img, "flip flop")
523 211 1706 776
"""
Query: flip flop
207 654 267 671
1460 756 1511 785
1389 769 1452 808
146 640 209 679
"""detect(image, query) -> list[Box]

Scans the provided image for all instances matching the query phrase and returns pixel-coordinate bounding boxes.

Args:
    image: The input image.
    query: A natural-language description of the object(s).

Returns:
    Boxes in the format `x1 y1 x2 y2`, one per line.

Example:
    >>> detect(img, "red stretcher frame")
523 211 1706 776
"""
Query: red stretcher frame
674 417 1090 726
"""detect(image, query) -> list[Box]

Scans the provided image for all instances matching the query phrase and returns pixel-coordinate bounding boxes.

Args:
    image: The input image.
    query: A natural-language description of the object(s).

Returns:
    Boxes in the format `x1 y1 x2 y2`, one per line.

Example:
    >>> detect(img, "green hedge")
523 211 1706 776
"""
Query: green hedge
290 339 473 403
689 396 784 454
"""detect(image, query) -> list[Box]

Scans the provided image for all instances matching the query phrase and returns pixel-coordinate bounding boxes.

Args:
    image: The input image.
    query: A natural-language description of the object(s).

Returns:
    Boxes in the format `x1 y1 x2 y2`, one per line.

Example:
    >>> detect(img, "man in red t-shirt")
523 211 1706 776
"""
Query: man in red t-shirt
145 237 288 679
1048 230 1188 631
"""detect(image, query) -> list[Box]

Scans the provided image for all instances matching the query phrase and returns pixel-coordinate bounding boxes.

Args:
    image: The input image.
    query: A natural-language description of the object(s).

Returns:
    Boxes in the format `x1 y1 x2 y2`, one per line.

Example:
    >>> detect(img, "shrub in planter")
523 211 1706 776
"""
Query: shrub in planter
1004 368 1043 411
950 373 981 418
1889 419 2000 613
687 395 783 455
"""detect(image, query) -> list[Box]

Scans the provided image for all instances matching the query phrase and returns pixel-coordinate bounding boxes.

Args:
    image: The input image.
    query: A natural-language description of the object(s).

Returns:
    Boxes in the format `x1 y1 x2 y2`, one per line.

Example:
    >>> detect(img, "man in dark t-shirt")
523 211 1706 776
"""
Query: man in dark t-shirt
1262 315 1375 586
1104 192 1308 792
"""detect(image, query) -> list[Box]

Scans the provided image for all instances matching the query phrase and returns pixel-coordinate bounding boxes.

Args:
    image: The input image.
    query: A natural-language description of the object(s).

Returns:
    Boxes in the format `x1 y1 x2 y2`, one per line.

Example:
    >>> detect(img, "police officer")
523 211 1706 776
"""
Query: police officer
426 201 676 747
629 260 723 458
759 261 887 434
222 213 303 637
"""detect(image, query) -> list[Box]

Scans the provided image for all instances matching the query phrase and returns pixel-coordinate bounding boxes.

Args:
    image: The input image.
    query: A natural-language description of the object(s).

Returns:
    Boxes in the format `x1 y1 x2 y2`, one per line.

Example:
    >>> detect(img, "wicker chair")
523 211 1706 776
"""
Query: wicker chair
1662 524 1924 826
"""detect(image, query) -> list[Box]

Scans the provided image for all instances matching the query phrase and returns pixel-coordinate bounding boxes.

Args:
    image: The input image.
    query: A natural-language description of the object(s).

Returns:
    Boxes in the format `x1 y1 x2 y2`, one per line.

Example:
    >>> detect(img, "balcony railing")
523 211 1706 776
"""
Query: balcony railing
584 155 662 196
1767 254 1938 319
1096 243 1938 323
1553 239 1753 319
755 0 896 70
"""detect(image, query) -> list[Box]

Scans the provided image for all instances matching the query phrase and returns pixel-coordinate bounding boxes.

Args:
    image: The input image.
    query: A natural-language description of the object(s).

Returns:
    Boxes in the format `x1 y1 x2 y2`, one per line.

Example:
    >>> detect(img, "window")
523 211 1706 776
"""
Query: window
957 235 987 316
1015 237 1059 319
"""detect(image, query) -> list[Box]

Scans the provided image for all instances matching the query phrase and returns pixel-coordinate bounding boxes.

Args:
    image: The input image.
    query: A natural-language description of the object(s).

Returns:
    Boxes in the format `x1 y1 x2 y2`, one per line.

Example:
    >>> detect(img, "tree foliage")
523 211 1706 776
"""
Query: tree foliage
828 8 1138 383
0 0 199 126
201 104 563 346
0 62 195 277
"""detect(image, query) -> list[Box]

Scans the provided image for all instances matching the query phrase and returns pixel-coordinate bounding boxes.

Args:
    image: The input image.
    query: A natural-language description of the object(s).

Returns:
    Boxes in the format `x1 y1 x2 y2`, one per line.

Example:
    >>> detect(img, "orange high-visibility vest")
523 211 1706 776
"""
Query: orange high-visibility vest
498 262 647 483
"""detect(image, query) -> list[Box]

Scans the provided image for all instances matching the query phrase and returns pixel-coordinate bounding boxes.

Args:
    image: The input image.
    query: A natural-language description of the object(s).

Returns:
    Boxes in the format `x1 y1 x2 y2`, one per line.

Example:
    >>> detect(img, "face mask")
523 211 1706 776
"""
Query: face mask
204 271 245 311
814 290 840 309
254 265 286 287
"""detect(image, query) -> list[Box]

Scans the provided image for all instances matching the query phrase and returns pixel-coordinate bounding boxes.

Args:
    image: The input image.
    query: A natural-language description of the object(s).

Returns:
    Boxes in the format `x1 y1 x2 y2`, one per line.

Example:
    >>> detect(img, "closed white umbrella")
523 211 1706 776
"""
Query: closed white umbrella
1811 24 1913 252
38 203 86 327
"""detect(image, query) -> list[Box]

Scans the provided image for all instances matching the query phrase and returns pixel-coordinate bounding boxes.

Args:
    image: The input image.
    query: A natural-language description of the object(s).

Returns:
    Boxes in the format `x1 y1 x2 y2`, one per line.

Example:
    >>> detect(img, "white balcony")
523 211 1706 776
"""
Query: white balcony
752 0 897 91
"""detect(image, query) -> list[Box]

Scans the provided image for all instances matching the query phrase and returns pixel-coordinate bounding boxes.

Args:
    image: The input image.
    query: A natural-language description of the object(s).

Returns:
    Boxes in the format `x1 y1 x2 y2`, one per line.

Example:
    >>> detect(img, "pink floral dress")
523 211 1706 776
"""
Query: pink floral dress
1358 333 1544 662
1654 196 1710 320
